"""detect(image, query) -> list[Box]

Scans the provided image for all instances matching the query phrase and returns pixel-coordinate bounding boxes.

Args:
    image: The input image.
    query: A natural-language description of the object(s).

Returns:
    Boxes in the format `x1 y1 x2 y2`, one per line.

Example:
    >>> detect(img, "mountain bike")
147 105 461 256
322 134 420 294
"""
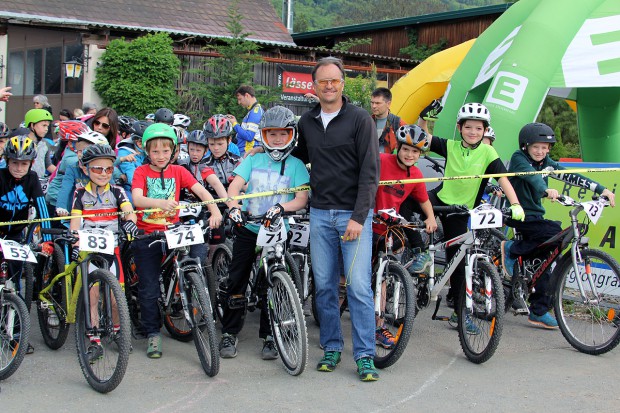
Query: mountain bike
129 220 220 377
493 195 620 355
0 242 31 381
408 203 506 364
33 228 131 393
223 214 308 376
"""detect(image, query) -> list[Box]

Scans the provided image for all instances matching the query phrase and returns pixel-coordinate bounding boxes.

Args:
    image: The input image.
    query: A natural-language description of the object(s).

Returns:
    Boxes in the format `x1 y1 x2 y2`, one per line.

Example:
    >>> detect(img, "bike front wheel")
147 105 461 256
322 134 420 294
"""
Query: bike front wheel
373 262 416 369
210 243 232 322
457 260 504 364
75 269 131 393
554 248 620 355
0 291 30 380
185 271 220 377
268 270 308 376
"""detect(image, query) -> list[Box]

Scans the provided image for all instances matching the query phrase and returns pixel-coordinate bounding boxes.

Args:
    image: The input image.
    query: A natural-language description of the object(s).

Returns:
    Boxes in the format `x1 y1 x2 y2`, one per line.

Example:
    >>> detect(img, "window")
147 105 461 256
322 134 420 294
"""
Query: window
45 47 62 94
7 51 24 96
26 49 43 95
64 44 84 94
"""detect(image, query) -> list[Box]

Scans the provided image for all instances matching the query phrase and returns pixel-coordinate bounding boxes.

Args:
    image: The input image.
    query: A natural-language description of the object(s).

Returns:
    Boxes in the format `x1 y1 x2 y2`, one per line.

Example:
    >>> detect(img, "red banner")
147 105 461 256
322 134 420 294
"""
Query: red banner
281 71 314 94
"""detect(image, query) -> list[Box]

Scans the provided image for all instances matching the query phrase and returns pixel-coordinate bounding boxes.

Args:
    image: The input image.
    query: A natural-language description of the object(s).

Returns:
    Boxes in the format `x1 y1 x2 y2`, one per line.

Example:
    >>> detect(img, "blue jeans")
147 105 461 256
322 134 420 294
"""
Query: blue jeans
310 208 375 361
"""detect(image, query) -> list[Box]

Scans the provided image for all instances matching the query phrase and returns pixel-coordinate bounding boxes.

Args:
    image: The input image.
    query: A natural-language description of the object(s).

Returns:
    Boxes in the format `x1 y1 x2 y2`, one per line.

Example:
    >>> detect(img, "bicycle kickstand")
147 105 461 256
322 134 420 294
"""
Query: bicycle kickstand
431 296 450 321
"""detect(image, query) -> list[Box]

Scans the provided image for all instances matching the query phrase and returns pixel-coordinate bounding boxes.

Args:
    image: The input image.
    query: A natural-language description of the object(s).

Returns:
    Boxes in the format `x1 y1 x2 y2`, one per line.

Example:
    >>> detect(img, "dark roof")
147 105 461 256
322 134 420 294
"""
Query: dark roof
0 0 295 46
292 3 512 40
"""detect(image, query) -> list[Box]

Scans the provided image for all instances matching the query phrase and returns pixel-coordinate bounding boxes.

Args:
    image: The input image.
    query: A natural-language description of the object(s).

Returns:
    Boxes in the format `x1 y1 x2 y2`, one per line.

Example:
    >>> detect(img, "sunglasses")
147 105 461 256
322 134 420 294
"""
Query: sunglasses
315 78 344 87
88 166 114 174
93 120 111 129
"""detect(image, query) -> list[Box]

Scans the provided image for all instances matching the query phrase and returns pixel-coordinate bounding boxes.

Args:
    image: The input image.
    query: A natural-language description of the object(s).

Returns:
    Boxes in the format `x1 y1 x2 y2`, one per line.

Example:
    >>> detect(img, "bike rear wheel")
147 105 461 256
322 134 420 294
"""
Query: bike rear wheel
0 291 30 380
185 272 220 377
75 269 131 393
268 270 308 376
120 243 145 339
457 260 504 364
554 248 620 355
373 262 416 369
37 243 70 349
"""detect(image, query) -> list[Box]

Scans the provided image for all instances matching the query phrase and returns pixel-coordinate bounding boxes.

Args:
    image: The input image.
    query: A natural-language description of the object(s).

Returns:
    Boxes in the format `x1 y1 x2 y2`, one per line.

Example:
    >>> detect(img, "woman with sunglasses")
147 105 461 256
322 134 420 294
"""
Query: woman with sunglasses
87 107 120 149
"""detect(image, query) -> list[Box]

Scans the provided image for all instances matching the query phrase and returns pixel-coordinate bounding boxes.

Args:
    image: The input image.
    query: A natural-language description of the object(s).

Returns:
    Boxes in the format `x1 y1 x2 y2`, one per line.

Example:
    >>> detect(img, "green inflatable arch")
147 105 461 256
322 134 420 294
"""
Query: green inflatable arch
433 0 620 162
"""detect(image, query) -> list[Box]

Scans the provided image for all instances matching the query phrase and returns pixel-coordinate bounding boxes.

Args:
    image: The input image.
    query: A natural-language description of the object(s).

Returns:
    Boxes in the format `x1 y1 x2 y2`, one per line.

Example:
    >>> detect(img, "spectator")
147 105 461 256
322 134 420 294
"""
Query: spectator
370 87 406 154
227 85 263 156
82 102 97 115
58 109 74 121
74 108 85 118
87 107 120 148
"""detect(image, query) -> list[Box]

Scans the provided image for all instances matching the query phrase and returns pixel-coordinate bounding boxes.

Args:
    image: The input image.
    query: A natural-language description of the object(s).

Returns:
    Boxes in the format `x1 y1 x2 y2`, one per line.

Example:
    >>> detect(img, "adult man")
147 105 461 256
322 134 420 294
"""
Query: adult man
295 57 381 382
227 85 264 157
370 87 406 154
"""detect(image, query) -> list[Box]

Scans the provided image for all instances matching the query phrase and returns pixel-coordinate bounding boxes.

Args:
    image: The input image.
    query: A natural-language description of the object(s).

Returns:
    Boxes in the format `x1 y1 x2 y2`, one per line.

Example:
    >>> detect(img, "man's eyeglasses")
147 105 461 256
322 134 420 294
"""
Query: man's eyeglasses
93 120 110 129
315 78 344 87
88 166 114 174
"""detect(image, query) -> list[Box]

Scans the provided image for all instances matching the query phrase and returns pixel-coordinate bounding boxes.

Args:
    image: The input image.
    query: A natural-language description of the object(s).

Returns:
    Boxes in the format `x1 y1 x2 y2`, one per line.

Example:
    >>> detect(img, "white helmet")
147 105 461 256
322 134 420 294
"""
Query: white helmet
457 103 491 126
77 130 108 145
173 114 191 128
484 126 496 142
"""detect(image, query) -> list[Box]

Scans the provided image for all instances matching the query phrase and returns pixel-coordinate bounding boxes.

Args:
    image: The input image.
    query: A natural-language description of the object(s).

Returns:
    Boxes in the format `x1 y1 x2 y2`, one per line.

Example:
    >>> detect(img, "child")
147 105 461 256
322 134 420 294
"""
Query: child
24 108 56 178
69 144 138 361
203 115 242 197
220 106 309 360
501 122 615 328
0 121 9 168
372 124 437 347
131 123 222 359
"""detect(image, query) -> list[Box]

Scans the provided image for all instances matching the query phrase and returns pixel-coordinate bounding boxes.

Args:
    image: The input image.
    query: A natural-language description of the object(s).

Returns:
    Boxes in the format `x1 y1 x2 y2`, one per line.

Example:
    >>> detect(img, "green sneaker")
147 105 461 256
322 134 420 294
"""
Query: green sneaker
356 357 379 382
147 334 162 359
316 351 341 372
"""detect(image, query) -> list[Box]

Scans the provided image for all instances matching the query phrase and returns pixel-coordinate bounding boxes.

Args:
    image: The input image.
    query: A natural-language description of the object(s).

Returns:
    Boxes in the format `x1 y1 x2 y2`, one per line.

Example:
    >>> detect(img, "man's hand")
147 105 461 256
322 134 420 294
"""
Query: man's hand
228 207 245 227
342 220 363 242
0 86 12 103
226 114 237 124
424 216 438 234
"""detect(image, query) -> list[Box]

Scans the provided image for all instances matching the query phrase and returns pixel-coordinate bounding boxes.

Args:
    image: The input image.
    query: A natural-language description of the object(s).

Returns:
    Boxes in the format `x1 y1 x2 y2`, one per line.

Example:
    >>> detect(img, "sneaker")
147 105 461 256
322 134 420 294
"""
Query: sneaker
528 312 559 329
449 312 481 335
408 252 432 274
356 357 379 382
261 335 279 360
88 342 104 364
219 333 238 358
446 295 455 309
317 350 341 372
375 327 396 349
147 334 162 359
48 311 59 328
501 241 516 279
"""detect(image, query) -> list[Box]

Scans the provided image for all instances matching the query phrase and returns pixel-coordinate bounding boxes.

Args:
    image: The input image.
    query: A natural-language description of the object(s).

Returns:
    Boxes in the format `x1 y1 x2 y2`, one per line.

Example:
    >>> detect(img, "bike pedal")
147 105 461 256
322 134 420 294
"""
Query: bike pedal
227 295 248 309
433 315 450 322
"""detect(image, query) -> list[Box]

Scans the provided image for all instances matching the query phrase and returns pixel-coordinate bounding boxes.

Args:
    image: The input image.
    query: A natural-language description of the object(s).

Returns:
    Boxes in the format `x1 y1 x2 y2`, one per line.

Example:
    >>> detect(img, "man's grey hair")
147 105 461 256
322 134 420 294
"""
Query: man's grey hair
82 102 97 112
311 57 345 81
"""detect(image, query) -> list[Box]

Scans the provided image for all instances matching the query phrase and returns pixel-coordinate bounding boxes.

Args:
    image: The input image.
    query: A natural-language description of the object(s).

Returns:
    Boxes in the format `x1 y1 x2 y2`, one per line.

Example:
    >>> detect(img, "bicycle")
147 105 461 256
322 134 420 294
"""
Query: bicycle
0 241 31 381
33 227 131 393
127 220 220 376
222 214 308 376
494 195 620 355
407 203 506 364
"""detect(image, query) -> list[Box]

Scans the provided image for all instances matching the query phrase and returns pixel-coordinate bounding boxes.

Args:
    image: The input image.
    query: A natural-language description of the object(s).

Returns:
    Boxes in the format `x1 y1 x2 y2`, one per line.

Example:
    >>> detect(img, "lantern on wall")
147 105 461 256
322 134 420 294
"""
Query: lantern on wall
64 59 83 78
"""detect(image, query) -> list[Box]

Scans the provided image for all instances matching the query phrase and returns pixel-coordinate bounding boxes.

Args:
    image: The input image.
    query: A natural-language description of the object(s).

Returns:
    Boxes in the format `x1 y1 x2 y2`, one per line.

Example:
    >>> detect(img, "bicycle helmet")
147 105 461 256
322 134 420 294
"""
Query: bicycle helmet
142 123 177 147
81 144 117 166
518 122 556 149
154 108 174 125
131 120 151 141
172 125 187 144
173 114 191 128
0 122 9 138
396 124 429 152
76 130 108 145
5 135 37 161
24 108 53 127
187 130 208 147
118 115 138 135
57 121 90 142
145 113 155 121
456 103 491 127
259 106 297 162
483 126 496 142
203 114 234 139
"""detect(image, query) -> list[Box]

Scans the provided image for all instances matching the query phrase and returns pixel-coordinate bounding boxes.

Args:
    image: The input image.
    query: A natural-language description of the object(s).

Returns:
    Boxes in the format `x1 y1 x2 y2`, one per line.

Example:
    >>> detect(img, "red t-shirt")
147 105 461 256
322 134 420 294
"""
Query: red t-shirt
374 153 428 234
132 164 198 233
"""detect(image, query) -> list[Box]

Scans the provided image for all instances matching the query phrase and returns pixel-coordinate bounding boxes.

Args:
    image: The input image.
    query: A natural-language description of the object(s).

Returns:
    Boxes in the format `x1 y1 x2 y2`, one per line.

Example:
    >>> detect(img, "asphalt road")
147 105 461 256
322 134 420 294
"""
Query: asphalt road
2 298 619 413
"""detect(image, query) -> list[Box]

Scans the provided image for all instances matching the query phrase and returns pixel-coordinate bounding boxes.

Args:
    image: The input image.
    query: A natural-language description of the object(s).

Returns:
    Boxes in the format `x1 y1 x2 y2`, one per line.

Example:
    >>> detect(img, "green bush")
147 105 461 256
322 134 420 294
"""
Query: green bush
94 32 180 117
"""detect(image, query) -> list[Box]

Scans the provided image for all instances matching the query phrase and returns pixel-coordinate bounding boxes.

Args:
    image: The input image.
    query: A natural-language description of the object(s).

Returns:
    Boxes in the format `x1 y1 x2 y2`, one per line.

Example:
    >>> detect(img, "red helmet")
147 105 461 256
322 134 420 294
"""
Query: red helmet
203 114 233 139
58 120 90 142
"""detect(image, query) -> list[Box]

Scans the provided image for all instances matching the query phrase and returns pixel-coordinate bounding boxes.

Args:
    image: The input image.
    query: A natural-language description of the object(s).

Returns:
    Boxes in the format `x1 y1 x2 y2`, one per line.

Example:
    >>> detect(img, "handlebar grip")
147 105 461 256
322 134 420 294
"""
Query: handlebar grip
40 228 67 235
432 205 467 214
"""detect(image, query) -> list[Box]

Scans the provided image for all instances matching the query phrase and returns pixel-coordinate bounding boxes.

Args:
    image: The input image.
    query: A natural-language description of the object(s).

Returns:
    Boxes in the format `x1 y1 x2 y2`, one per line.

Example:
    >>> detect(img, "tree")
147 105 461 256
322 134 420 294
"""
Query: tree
343 64 378 112
94 33 180 117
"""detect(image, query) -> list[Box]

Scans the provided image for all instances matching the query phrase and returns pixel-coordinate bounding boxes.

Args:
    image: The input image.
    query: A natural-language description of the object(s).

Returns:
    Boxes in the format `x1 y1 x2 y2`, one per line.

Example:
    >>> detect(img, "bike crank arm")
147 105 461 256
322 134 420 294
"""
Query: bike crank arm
431 296 450 321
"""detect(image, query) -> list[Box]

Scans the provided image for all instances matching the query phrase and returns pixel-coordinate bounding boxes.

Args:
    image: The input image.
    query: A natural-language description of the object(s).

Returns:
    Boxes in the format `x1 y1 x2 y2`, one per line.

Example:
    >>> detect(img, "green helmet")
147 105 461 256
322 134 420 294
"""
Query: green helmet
142 123 177 147
24 109 53 127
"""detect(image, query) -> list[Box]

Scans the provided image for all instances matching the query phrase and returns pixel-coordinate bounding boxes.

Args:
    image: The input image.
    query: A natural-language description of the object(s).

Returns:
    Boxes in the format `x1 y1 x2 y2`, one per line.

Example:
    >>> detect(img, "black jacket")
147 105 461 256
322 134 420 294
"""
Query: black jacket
295 98 379 225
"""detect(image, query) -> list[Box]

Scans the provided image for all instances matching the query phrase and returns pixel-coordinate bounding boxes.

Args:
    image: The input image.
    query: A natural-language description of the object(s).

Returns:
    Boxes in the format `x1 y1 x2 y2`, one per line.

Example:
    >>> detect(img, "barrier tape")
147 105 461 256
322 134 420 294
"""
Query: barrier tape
1 166 618 227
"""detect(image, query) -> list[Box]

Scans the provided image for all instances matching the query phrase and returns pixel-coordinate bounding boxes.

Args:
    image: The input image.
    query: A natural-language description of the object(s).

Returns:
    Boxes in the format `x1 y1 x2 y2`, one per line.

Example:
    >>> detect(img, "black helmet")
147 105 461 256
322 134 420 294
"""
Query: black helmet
131 120 151 141
118 115 138 135
154 108 174 125
203 114 234 139
0 122 9 138
259 106 297 162
187 130 208 147
81 144 117 166
5 135 37 161
518 122 556 149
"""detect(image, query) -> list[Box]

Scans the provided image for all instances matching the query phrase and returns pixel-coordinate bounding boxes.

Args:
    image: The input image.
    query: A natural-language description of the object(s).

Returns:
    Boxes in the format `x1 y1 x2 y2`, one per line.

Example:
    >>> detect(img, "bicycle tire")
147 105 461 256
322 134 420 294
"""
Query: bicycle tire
457 260 504 364
201 260 218 316
554 248 620 355
373 262 416 369
284 251 303 299
185 271 220 377
37 243 70 350
0 291 31 381
120 244 145 339
268 270 308 376
210 244 232 322
75 269 131 393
